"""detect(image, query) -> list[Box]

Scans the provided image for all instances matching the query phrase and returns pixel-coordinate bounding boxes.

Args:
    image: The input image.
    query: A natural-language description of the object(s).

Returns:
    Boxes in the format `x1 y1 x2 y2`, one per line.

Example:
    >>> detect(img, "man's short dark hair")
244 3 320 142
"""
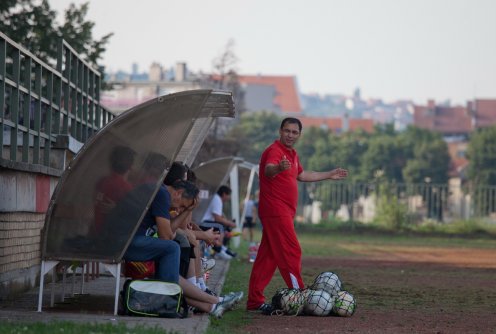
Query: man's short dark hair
164 161 188 185
217 185 232 196
280 117 302 132
110 146 135 174
171 180 199 199
143 152 169 174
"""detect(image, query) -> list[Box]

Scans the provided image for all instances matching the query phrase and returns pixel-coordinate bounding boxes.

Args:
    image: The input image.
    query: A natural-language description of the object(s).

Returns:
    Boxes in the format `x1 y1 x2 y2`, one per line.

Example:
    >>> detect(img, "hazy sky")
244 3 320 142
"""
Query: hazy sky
49 0 496 104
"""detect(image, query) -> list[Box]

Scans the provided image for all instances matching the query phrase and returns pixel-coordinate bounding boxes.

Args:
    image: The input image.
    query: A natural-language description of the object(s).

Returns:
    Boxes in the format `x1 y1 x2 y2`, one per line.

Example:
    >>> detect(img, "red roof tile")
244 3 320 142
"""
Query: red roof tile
474 99 496 128
414 99 496 135
237 75 301 113
413 104 472 134
349 119 375 133
298 116 374 133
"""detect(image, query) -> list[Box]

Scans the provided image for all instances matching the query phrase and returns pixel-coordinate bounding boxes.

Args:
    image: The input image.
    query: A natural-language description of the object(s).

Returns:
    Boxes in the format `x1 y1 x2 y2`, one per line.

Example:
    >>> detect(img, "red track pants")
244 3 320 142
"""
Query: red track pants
247 215 304 309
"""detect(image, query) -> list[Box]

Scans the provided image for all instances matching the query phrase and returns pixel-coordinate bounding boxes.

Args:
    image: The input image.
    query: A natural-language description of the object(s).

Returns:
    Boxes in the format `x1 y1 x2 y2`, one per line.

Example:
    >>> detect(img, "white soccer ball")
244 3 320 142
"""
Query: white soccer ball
332 290 356 317
310 272 342 298
276 288 306 315
303 289 334 316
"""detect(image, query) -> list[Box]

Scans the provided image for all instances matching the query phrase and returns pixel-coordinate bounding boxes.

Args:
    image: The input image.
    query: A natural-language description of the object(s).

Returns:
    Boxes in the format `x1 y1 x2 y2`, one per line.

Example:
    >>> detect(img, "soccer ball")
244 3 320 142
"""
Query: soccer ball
332 290 356 317
271 288 306 315
310 272 342 297
303 289 334 316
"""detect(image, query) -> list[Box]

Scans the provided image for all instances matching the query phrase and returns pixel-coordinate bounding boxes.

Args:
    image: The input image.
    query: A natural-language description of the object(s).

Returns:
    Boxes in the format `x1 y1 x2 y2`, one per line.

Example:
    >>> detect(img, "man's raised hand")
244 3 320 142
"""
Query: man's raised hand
279 155 291 172
329 168 348 180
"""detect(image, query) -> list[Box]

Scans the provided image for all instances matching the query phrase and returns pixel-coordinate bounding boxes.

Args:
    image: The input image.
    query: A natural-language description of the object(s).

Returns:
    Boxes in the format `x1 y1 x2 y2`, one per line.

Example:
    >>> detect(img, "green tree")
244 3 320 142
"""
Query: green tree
358 134 405 182
225 111 281 163
467 126 496 186
295 126 328 167
0 0 112 67
402 135 450 184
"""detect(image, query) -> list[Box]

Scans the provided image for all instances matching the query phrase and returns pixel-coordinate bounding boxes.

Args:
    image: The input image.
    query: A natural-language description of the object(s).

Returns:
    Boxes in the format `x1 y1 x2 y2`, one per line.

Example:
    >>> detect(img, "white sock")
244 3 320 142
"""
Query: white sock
187 276 196 286
221 245 227 252
218 296 224 302
197 277 206 290
210 304 216 313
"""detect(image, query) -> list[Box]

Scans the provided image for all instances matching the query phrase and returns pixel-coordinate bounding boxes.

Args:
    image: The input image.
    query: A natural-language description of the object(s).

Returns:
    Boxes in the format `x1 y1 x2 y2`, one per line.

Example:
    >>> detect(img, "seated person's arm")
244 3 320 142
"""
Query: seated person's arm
193 227 220 245
213 213 236 228
190 222 202 231
155 216 175 240
178 227 199 247
170 210 192 232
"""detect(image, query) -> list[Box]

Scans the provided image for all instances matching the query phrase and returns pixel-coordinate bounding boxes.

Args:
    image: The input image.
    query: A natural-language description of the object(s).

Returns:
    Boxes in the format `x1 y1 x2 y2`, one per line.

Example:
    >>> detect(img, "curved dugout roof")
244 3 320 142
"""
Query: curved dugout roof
42 90 235 263
192 157 242 223
192 156 259 224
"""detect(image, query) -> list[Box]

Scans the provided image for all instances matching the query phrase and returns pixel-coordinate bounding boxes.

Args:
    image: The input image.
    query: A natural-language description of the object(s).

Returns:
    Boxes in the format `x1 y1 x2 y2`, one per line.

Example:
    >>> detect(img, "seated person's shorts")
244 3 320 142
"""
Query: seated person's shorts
242 217 255 229
199 220 225 234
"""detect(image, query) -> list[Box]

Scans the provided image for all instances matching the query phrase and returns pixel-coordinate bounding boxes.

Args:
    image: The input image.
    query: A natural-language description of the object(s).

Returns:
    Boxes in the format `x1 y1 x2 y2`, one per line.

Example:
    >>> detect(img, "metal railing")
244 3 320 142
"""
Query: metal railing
298 181 496 224
0 31 114 167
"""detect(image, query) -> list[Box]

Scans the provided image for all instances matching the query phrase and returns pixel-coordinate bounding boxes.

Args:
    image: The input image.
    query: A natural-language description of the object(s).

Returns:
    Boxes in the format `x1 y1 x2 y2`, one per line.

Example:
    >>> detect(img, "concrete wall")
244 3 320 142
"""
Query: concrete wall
0 158 63 300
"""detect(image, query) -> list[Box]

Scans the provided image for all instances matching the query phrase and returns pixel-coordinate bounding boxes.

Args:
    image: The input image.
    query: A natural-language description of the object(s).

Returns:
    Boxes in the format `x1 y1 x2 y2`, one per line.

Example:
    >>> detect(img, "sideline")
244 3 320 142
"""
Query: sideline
0 259 230 334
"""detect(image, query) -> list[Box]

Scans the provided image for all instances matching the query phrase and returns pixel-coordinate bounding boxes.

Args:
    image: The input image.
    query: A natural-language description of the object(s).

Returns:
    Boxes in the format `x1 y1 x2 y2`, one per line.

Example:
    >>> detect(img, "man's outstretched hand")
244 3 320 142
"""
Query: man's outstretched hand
329 168 348 180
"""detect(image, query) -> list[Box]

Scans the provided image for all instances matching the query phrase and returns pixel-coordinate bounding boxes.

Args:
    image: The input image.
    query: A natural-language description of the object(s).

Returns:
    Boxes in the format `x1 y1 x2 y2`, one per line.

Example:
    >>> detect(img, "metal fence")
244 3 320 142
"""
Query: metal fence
298 181 496 224
0 31 114 167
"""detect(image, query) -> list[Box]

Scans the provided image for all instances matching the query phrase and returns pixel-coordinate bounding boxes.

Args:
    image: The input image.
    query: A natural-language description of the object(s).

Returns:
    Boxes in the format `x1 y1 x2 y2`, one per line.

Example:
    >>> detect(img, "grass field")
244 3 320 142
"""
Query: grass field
1 224 494 333
207 225 496 333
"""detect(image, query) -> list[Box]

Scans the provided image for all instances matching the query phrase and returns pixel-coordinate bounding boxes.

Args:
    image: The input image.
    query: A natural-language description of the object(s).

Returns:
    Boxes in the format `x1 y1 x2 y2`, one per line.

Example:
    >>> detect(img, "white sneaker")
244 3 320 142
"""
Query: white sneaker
223 291 244 305
201 257 216 272
216 250 233 260
210 291 244 319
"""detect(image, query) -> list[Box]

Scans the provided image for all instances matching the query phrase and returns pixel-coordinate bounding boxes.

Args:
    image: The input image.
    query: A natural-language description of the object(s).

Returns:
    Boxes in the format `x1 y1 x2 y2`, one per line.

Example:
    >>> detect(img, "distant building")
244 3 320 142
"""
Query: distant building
102 62 205 114
413 99 496 137
298 116 374 133
301 91 413 131
208 74 302 114
236 75 302 114
104 64 304 117
414 99 496 181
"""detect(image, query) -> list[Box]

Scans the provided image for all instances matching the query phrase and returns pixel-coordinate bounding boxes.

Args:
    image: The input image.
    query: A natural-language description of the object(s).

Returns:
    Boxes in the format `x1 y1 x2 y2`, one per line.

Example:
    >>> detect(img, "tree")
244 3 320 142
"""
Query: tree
225 111 281 164
212 39 239 91
358 134 405 183
58 2 113 66
402 133 450 184
0 0 112 68
295 126 329 168
467 126 496 186
296 128 368 183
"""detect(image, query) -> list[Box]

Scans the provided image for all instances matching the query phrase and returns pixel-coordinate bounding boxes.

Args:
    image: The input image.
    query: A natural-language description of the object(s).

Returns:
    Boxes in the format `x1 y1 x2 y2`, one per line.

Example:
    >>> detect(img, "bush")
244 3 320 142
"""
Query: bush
373 183 408 231
410 218 496 237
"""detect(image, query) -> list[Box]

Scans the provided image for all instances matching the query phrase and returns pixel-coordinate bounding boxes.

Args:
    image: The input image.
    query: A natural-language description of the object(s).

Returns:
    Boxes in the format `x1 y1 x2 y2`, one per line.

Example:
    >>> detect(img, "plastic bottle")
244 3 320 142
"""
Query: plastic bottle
248 242 258 263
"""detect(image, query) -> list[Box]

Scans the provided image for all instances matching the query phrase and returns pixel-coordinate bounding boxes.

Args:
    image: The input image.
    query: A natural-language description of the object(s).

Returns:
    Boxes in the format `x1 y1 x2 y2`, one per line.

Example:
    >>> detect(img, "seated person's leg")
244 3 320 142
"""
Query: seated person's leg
179 276 218 305
199 221 224 234
124 235 180 283
179 276 243 317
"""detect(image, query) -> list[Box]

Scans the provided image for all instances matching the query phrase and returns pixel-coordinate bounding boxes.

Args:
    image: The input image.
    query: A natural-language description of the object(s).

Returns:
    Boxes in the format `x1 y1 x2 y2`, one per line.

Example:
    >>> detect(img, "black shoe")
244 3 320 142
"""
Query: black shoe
205 288 217 296
192 307 205 314
225 248 237 258
259 303 274 315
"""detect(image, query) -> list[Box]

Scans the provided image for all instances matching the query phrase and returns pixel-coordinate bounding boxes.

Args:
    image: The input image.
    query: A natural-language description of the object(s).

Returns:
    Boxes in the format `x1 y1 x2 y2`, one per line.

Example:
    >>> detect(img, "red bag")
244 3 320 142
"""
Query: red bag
124 261 155 279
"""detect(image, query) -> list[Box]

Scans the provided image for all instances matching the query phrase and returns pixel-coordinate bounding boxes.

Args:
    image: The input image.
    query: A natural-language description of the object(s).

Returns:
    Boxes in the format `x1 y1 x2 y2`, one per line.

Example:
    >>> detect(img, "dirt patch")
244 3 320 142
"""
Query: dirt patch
242 247 496 333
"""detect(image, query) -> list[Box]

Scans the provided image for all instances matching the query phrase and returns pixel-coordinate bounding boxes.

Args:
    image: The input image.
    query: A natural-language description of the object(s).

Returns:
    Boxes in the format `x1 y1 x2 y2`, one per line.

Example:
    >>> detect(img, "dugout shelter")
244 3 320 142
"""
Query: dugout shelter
37 90 235 314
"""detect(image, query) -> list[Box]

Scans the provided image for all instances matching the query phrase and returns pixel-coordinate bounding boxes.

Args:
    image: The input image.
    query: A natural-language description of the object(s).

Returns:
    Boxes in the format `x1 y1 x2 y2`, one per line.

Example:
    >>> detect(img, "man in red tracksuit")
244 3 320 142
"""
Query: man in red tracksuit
246 117 348 313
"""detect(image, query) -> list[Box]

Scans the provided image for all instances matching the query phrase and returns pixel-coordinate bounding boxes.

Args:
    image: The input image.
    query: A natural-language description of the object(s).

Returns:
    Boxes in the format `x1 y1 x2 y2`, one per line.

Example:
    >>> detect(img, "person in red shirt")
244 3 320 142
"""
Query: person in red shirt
93 146 135 234
246 117 348 313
